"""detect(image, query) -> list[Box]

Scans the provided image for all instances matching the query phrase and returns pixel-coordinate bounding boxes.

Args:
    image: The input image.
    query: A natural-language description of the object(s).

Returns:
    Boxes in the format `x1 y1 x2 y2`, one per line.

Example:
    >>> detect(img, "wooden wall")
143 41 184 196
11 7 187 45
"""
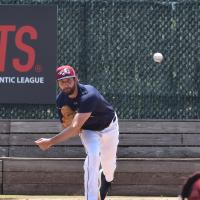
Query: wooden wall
1 119 200 196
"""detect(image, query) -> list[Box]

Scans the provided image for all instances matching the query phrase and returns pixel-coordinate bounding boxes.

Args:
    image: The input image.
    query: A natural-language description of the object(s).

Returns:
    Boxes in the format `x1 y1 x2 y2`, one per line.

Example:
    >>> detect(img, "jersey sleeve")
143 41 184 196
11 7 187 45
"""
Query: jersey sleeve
78 93 97 113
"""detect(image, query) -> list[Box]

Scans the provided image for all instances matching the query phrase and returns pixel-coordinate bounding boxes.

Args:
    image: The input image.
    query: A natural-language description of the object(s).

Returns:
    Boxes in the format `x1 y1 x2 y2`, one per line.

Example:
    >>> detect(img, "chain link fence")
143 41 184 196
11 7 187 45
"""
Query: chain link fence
0 0 200 119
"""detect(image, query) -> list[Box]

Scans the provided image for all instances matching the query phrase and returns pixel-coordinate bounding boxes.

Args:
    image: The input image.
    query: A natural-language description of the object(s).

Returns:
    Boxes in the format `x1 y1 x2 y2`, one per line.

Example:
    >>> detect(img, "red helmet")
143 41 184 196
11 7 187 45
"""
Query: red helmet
56 65 76 80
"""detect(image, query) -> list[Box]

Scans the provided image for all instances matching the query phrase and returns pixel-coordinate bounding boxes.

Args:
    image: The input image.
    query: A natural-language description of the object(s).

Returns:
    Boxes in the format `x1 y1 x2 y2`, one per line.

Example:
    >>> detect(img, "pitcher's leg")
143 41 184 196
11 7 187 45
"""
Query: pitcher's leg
100 121 119 182
80 130 101 200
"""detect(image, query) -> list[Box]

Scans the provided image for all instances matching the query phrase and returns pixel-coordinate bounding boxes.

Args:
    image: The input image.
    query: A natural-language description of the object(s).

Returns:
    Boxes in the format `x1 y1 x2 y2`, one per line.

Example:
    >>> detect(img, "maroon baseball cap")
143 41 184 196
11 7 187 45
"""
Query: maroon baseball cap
56 65 76 80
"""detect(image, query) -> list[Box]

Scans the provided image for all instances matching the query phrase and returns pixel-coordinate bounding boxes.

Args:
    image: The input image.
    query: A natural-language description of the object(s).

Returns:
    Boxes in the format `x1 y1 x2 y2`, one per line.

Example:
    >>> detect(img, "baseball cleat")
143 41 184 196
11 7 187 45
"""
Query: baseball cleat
99 169 112 200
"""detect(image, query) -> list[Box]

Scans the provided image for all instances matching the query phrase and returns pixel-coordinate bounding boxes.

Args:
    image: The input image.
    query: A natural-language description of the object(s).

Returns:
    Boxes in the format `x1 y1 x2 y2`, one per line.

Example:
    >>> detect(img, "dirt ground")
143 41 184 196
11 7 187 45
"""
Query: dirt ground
0 196 179 200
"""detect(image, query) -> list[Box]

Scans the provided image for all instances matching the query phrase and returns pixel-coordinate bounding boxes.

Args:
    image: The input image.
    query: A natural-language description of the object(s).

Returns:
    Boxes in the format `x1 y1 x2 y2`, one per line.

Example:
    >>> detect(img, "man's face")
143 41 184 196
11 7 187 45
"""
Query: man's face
58 77 76 95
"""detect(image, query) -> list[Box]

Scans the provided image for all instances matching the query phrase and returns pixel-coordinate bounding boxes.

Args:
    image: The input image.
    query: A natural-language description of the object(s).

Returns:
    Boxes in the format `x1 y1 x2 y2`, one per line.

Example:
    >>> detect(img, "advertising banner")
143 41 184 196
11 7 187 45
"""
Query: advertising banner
0 5 57 104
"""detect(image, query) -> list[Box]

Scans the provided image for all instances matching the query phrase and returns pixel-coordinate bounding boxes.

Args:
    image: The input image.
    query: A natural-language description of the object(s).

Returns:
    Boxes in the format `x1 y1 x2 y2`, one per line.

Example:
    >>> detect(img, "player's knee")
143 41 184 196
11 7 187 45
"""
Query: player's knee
101 153 116 161
84 152 100 171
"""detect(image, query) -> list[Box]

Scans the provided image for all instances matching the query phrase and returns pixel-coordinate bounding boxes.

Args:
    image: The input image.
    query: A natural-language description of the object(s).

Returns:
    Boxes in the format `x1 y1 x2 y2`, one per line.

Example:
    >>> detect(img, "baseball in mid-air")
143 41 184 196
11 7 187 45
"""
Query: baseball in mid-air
153 52 163 63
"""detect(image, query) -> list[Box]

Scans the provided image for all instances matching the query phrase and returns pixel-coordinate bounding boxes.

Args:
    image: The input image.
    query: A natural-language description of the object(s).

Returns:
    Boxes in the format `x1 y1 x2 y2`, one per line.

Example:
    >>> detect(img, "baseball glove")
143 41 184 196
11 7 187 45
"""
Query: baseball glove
60 105 76 128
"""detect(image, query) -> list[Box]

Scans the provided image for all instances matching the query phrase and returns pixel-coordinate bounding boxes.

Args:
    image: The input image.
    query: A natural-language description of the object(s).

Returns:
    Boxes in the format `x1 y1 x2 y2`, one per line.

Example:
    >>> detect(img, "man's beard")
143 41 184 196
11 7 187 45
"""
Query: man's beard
62 85 76 95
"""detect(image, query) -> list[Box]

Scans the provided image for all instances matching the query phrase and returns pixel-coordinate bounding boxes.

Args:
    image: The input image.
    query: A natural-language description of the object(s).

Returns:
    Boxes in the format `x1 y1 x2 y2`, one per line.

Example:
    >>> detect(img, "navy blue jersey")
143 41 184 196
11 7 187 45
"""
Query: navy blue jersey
56 83 115 131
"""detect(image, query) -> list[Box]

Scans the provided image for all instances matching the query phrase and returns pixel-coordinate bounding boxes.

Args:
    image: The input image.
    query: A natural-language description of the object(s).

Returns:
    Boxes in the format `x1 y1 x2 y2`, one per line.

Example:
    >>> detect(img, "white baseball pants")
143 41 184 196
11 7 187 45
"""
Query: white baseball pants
80 116 119 200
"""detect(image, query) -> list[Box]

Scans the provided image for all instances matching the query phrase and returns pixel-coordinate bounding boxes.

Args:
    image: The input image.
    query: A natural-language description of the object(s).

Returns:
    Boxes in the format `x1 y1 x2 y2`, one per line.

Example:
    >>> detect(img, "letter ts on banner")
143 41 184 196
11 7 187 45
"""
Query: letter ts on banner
0 25 38 73
0 5 57 104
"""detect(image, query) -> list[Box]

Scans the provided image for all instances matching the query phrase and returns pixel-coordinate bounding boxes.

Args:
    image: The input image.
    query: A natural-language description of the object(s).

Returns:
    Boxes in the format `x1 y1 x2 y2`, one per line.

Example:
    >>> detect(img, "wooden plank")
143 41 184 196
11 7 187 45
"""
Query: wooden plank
119 120 200 133
0 134 9 145
0 121 10 133
183 134 200 145
4 171 189 185
8 146 86 158
111 184 182 196
0 160 2 194
4 172 84 184
117 147 200 158
4 158 200 173
9 133 182 146
117 159 200 173
3 159 84 172
3 183 181 196
0 147 8 157
9 120 200 134
3 184 83 195
114 172 189 185
0 160 2 184
119 133 182 145
10 121 62 133
9 134 81 146
8 146 200 158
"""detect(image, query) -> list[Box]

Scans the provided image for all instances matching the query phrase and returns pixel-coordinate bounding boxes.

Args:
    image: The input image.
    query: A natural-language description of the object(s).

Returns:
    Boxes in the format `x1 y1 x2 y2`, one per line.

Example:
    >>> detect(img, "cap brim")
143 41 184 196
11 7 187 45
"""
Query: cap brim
57 75 76 81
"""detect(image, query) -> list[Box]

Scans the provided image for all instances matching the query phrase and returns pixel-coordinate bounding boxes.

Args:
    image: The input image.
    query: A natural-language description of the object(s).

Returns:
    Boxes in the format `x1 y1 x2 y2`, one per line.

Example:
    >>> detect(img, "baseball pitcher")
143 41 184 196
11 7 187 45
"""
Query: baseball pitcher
35 65 119 200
